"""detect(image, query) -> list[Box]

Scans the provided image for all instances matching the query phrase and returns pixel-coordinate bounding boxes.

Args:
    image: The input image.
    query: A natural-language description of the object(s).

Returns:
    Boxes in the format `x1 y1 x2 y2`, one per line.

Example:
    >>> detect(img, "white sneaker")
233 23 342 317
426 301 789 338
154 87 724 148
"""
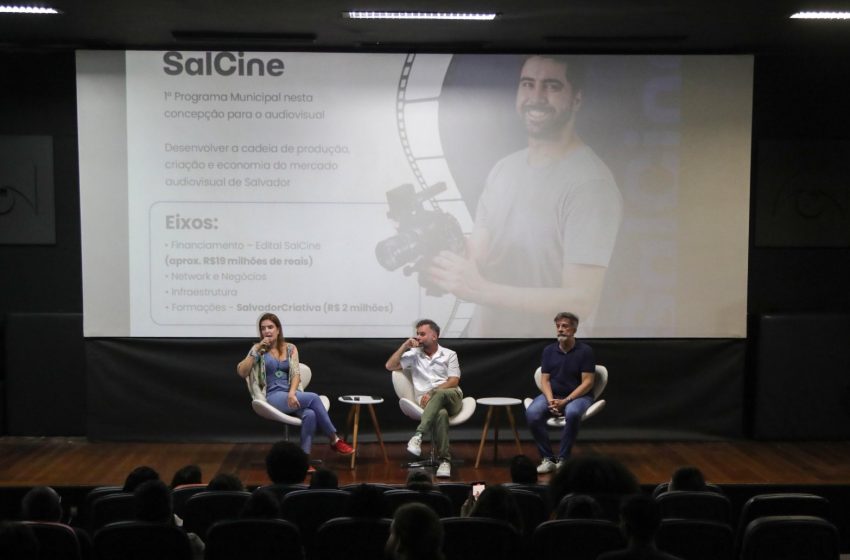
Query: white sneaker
407 433 422 457
537 457 557 474
436 460 451 478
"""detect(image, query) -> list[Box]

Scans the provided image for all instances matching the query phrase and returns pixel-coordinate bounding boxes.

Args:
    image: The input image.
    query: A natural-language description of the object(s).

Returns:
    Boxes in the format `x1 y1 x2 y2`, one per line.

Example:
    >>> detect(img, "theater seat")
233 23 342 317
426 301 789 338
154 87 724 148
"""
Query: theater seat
656 519 734 560
441 517 520 560
740 515 839 560
383 489 453 518
533 519 624 560
205 518 301 560
315 517 391 560
22 521 82 560
93 521 192 560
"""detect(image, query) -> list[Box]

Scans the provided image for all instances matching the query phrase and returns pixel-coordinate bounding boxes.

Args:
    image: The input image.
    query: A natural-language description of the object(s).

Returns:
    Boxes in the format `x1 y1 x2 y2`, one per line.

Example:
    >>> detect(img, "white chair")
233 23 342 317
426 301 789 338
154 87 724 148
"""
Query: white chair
249 363 331 439
523 365 608 427
391 369 476 466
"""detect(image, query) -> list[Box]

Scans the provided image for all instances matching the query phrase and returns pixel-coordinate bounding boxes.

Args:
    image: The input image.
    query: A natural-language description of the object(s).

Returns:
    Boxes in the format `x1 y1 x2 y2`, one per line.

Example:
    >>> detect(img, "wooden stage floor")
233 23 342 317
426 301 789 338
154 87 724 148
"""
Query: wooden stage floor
2 437 850 488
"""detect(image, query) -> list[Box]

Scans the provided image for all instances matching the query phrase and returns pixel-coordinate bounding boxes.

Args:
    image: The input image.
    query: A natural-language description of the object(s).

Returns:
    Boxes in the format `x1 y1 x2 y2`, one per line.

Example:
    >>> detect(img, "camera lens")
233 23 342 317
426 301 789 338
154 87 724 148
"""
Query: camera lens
375 230 422 271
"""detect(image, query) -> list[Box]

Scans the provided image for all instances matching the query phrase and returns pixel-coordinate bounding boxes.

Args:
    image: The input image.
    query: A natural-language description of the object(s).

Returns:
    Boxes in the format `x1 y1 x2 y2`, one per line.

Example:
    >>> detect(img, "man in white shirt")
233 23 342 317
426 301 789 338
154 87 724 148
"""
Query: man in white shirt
385 319 463 478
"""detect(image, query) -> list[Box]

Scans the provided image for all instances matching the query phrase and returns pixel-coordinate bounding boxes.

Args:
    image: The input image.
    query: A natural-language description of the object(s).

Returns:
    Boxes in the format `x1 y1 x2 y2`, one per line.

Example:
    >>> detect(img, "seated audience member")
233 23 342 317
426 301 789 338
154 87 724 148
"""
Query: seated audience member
463 485 523 534
549 454 639 508
0 522 39 560
170 465 202 489
20 486 92 556
240 488 281 519
509 455 538 484
123 465 160 493
598 494 683 560
134 480 173 523
405 470 435 493
555 493 604 519
347 484 388 519
19 486 91 559
207 472 245 492
308 468 339 489
21 486 64 522
134 479 204 560
668 466 707 492
265 440 310 485
386 503 445 560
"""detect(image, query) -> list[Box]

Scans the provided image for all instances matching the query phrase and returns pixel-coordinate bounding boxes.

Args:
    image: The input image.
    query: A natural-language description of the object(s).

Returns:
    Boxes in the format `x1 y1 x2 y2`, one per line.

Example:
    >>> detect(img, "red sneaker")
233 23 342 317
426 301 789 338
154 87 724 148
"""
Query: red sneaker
307 465 316 474
330 439 354 455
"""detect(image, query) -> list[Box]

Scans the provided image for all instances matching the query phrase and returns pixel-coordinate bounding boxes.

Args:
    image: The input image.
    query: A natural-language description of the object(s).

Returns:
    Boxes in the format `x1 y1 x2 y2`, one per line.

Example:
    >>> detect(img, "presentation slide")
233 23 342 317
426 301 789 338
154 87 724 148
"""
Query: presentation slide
77 51 753 338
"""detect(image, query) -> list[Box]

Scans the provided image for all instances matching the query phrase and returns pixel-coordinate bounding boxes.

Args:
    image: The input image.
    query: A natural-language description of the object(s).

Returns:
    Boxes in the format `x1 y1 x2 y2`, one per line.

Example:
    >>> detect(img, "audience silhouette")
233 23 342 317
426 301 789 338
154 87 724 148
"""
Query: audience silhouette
6 449 840 560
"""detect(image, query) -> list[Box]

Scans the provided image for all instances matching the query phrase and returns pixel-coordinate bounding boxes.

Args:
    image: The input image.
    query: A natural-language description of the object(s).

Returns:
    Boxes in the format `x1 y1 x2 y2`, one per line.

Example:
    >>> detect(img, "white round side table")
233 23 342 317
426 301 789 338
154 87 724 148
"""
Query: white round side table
338 395 388 469
474 397 524 468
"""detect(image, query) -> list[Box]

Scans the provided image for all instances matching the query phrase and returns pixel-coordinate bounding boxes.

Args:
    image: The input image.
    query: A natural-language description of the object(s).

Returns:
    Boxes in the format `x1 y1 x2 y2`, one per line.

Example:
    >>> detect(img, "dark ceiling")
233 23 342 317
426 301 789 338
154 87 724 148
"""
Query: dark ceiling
0 0 847 54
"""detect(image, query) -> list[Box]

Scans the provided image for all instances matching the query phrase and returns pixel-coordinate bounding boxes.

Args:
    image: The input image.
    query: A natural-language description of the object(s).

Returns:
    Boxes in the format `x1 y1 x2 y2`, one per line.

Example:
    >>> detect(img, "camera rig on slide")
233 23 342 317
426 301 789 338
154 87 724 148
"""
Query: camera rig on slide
375 182 465 295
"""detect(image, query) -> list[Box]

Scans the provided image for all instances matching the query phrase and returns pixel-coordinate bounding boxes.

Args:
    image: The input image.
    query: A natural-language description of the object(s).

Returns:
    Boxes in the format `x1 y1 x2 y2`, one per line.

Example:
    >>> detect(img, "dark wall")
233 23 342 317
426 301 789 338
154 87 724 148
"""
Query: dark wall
743 56 850 438
748 56 850 315
0 52 82 314
2 52 849 439
5 313 86 435
753 314 850 439
0 52 81 434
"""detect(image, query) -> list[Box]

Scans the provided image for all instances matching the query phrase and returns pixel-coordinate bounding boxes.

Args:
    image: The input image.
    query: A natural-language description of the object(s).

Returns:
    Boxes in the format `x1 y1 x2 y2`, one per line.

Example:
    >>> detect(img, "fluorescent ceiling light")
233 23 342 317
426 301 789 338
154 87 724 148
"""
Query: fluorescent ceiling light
790 11 850 19
0 5 58 13
343 11 497 21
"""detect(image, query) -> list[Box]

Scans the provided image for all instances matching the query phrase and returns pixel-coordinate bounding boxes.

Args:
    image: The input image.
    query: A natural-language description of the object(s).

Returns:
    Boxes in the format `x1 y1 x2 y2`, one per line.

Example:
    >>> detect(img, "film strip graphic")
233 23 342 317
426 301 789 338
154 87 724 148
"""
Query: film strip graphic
395 52 475 337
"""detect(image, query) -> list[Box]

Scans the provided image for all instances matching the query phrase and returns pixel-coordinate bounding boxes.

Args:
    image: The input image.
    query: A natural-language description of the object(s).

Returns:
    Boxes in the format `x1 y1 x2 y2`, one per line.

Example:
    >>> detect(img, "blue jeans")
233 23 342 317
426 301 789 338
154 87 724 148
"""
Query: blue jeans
267 390 337 454
525 393 593 460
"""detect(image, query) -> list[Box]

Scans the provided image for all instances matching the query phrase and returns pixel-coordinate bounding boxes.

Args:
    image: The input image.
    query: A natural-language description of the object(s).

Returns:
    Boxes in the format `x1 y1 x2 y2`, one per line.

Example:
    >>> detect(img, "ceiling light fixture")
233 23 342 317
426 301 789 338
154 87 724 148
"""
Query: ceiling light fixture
790 11 850 19
343 11 497 21
0 5 58 13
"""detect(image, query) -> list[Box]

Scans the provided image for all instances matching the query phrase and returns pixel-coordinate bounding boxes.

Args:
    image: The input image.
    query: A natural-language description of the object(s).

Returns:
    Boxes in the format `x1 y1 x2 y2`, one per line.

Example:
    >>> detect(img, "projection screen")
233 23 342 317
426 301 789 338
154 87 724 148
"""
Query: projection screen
77 51 752 338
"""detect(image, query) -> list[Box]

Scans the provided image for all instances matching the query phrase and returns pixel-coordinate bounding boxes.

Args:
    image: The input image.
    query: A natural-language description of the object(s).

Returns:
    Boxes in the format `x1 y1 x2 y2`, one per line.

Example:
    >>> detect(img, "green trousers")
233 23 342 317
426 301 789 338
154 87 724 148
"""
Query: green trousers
416 387 463 461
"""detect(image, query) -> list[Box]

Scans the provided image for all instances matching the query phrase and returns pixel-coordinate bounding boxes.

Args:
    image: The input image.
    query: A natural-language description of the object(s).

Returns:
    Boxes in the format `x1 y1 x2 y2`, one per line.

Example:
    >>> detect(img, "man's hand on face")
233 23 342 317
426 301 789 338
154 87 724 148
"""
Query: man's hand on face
404 337 419 350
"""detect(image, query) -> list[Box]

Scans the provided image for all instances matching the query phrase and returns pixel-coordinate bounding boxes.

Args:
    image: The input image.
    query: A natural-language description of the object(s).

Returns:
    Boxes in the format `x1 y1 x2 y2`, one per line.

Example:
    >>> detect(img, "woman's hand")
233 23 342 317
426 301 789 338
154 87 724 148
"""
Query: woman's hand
258 336 273 353
287 394 301 409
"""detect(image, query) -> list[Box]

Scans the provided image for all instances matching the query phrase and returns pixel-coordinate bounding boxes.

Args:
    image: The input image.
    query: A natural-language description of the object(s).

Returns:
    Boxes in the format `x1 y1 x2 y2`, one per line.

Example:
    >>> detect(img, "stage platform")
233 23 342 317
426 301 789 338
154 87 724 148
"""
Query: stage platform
2 437 849 487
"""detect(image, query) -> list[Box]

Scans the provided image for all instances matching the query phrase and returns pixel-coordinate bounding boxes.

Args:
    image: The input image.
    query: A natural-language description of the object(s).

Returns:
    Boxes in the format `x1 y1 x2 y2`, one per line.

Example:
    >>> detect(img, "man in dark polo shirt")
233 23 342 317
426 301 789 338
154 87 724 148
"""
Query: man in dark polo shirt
525 311 596 474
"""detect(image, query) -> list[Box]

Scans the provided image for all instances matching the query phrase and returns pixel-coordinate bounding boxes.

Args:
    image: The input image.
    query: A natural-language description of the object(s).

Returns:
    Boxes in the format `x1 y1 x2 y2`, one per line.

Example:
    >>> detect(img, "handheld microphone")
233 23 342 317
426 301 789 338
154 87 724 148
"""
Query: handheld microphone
259 337 272 354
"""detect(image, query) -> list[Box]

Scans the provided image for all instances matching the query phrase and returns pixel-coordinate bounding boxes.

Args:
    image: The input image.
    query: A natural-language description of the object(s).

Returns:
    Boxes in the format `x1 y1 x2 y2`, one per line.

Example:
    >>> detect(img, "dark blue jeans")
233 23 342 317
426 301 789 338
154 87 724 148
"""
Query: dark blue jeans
525 393 593 460
267 390 337 454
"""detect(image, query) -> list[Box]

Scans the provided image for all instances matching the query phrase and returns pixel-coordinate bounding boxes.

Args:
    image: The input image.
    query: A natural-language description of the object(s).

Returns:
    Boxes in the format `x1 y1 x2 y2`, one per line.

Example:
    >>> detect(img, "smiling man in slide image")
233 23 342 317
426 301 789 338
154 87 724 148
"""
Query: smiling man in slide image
430 55 623 337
